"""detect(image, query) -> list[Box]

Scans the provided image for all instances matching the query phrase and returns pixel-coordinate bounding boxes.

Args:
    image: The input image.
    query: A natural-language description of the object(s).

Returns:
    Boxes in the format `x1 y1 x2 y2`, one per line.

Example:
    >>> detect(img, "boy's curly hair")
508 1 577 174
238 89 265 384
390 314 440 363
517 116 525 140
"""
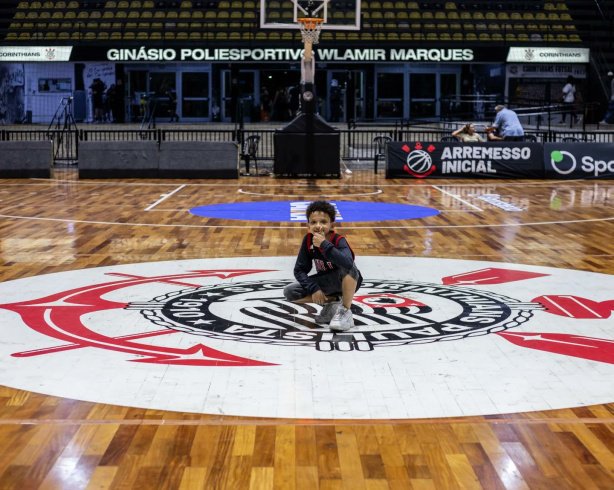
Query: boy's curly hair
306 200 336 222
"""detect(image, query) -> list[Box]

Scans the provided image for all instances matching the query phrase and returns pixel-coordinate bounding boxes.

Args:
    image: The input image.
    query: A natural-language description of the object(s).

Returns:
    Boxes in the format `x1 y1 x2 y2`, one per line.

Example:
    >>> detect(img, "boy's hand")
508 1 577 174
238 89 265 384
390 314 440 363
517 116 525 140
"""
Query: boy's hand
312 232 326 247
312 290 327 306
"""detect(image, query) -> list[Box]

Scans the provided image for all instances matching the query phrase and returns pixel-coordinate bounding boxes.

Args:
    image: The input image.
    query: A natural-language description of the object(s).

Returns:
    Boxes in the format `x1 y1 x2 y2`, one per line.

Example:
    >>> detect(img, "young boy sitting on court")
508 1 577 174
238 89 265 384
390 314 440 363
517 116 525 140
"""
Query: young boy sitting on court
283 200 362 331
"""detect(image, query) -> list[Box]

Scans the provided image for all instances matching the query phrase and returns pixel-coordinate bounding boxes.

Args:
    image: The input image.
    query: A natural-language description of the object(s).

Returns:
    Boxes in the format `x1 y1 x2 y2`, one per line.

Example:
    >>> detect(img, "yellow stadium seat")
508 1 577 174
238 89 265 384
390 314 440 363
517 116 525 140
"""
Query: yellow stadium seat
492 33 503 41
143 0 154 6
179 10 190 18
129 1 142 8
400 32 411 40
117 0 129 6
361 32 373 40
30 1 42 8
189 31 200 39
348 32 359 40
422 11 433 19
382 1 393 8
407 1 418 8
440 32 450 40
447 11 458 19
181 0 192 6
394 1 405 8
569 34 581 42
17 2 28 8
465 32 476 40
452 32 462 40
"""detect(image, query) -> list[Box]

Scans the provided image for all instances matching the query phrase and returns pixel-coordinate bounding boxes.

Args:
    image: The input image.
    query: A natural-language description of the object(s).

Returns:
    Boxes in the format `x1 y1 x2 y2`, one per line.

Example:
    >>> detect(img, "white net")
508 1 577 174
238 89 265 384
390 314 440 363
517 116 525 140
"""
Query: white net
298 18 324 44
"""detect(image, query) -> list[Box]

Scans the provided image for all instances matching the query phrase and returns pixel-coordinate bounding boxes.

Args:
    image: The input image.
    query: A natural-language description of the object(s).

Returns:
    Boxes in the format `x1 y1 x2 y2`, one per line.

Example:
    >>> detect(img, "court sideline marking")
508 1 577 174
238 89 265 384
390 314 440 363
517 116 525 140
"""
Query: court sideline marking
144 185 185 211
431 185 484 212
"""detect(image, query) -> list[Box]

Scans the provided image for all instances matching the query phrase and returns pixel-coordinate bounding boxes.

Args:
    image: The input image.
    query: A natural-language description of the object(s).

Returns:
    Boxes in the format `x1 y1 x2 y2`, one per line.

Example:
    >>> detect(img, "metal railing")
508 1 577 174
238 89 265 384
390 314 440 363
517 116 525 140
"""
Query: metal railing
2 127 614 167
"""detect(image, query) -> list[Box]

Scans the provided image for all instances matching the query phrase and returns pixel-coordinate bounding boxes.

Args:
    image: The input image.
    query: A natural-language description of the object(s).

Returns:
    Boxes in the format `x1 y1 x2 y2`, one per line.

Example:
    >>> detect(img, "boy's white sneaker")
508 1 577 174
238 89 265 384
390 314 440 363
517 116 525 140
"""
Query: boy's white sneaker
329 306 354 332
315 299 341 324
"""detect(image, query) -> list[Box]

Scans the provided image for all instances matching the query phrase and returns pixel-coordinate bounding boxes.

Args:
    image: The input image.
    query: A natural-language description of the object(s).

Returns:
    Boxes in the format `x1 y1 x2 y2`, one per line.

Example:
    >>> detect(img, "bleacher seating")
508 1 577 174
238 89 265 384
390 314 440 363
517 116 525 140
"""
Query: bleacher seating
3 0 583 43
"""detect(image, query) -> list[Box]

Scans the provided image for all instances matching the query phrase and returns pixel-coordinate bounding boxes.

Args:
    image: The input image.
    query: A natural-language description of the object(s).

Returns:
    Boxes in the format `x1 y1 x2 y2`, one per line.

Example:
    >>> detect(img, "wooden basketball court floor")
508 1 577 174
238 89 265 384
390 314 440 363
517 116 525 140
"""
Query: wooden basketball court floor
0 168 614 489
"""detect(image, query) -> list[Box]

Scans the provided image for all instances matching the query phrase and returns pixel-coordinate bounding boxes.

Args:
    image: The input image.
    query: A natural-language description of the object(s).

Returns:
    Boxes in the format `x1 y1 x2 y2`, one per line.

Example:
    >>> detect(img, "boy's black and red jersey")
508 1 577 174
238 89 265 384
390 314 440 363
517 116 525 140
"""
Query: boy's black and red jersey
293 231 357 295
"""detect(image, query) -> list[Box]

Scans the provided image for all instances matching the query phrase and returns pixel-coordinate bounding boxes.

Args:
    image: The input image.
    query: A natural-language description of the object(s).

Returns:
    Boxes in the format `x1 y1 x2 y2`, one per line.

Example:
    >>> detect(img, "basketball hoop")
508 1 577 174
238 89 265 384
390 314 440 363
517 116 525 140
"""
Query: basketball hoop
297 17 324 44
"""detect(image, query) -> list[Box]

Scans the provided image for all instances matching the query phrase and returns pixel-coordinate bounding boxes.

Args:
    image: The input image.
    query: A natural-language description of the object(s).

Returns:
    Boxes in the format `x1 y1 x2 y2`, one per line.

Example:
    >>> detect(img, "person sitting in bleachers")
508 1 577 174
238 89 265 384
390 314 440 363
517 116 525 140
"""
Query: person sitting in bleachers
451 123 484 142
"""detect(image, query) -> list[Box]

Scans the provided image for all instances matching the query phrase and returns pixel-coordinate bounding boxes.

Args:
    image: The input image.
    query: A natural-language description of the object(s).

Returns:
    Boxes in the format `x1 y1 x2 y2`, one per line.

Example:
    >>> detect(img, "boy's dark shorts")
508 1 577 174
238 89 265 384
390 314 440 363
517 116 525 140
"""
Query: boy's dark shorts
283 264 362 301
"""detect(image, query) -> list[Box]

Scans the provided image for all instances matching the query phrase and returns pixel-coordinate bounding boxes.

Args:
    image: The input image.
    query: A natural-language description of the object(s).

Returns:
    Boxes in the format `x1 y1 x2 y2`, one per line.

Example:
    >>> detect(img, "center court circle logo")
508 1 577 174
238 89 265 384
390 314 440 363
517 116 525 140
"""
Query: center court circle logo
550 150 576 174
141 279 537 352
2 256 614 419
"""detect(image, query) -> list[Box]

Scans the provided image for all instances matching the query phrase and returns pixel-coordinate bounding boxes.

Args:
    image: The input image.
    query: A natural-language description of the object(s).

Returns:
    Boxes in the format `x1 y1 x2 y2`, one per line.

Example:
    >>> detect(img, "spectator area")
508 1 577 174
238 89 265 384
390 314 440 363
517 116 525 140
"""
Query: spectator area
3 0 582 43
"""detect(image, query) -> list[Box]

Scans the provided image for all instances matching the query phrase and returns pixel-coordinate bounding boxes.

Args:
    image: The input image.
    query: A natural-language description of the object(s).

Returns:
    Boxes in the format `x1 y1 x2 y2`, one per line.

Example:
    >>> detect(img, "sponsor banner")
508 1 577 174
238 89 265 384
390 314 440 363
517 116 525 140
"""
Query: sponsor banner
386 142 544 179
544 143 614 179
0 46 72 62
507 47 590 64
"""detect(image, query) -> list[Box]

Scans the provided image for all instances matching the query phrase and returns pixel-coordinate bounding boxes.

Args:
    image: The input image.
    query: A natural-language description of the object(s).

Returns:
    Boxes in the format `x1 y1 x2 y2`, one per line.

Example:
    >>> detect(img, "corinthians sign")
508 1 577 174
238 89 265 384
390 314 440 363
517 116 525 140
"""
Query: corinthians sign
138 279 537 352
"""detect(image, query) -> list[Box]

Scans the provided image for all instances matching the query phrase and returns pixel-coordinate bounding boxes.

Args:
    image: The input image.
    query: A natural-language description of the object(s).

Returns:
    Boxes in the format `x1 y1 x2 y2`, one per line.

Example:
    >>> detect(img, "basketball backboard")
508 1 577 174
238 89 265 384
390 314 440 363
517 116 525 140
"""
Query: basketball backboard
260 0 360 31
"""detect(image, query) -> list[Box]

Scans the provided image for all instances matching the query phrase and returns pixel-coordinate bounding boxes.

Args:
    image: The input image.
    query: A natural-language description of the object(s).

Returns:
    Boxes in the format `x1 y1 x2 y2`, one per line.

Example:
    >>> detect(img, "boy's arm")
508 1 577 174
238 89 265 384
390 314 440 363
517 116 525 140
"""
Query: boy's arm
293 235 319 294
319 237 355 270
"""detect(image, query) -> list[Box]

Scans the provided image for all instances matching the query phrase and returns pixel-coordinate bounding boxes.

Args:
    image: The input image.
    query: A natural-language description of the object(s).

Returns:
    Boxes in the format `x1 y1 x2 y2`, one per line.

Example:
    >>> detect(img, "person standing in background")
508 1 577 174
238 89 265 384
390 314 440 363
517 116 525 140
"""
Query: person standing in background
560 75 579 124
329 79 341 122
89 78 106 123
602 71 614 124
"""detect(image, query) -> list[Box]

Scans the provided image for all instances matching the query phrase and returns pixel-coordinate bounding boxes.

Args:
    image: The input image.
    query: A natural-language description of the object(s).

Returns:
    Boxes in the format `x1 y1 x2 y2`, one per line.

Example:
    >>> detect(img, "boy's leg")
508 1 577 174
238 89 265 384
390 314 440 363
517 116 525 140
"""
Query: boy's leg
340 274 357 309
283 281 337 304
330 265 361 332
